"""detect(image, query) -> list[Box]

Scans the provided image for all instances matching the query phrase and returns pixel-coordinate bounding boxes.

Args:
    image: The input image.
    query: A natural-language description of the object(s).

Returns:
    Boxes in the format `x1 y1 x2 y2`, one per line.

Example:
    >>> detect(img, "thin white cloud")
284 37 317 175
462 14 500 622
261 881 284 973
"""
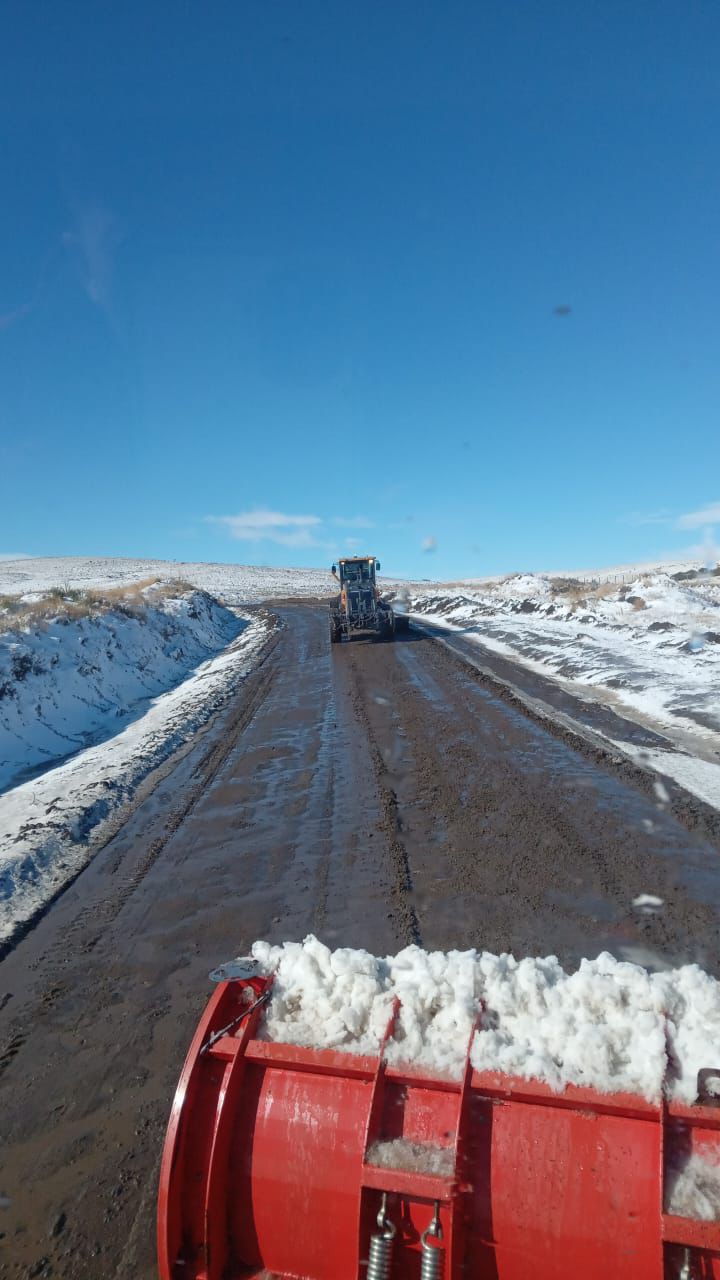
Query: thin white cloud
62 205 120 309
422 536 437 553
619 502 720 535
330 516 375 528
620 510 673 527
643 537 719 569
206 509 326 548
0 302 32 332
676 502 720 530
0 244 60 333
698 528 720 566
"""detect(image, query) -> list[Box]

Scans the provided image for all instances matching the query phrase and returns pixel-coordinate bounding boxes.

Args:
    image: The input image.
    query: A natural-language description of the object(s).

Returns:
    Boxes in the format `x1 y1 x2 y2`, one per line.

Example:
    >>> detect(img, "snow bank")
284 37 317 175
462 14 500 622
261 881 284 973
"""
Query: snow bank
493 573 552 601
0 586 242 791
0 600 272 946
411 570 720 637
250 936 720 1104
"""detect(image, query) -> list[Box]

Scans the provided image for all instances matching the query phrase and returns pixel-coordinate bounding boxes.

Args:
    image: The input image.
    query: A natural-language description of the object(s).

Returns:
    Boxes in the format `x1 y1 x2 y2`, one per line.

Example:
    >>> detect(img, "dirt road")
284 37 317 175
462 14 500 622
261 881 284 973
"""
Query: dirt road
2 604 720 1278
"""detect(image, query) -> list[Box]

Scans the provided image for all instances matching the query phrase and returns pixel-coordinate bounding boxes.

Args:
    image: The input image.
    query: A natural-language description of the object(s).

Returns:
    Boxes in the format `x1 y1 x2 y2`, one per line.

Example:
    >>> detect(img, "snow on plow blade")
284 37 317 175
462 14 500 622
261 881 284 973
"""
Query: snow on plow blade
158 974 720 1280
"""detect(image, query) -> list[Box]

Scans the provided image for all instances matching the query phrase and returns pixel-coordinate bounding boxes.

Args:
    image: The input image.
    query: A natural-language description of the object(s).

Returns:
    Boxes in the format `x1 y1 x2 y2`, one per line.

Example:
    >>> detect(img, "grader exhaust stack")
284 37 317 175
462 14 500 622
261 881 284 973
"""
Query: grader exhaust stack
158 968 720 1280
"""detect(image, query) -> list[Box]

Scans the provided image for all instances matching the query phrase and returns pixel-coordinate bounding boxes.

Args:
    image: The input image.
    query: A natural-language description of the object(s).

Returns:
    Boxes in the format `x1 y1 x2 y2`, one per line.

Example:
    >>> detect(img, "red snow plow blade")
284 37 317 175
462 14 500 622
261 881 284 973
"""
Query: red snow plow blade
158 973 720 1280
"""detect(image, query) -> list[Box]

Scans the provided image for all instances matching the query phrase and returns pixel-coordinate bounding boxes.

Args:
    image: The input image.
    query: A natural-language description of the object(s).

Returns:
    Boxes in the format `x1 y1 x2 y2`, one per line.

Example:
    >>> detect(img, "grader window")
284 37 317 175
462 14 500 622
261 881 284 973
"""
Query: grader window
341 561 373 585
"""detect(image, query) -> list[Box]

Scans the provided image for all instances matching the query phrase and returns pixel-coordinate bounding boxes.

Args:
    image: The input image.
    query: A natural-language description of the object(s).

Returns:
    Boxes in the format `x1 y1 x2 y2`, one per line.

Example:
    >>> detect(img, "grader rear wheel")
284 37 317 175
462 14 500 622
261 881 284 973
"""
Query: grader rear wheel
375 613 395 642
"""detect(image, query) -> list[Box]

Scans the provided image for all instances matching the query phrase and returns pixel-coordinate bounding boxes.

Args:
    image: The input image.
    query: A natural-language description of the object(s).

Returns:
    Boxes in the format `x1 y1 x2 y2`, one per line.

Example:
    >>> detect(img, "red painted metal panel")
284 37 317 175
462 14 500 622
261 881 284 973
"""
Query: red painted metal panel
230 1063 371 1279
466 1097 663 1279
361 1162 454 1200
379 1079 458 1146
471 1069 660 1118
663 1215 720 1252
158 977 720 1280
158 980 240 1278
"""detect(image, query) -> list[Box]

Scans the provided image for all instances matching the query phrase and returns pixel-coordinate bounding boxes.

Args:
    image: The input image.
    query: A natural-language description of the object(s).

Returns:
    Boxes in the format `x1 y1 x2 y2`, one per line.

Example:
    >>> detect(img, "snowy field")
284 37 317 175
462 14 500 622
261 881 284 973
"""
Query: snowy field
0 554 338 604
0 579 271 945
407 568 720 809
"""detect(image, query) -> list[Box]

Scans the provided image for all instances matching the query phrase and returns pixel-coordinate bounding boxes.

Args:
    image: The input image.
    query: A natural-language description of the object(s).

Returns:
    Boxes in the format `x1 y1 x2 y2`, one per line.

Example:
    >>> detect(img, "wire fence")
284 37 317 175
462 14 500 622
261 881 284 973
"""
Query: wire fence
578 574 635 586
576 567 716 586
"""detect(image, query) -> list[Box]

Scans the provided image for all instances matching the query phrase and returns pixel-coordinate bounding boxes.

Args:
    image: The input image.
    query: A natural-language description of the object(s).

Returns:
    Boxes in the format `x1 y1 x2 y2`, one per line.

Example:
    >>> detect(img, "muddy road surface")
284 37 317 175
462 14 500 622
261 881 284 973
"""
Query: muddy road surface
2 604 720 1278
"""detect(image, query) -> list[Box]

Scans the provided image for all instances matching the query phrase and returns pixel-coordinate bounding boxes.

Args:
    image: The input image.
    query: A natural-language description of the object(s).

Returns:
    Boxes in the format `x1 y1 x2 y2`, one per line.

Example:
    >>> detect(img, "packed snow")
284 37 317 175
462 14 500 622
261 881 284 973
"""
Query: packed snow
366 1139 455 1177
666 1152 720 1221
250 936 720 1105
363 1136 720 1215
408 568 720 808
632 894 664 915
622 744 720 812
0 583 272 945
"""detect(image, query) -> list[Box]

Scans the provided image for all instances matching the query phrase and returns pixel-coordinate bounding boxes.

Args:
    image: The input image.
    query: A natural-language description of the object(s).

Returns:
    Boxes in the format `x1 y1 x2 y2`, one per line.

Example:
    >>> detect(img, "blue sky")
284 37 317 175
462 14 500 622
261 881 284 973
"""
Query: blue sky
1 2 719 579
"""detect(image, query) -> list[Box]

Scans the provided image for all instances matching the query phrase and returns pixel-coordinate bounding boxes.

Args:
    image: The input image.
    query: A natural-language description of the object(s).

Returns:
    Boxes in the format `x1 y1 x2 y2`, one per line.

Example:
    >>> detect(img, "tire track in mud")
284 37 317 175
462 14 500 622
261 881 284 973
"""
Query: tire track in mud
305 695 337 936
344 638 537 941
342 646 422 947
415 620 720 847
396 636 720 953
341 626 720 967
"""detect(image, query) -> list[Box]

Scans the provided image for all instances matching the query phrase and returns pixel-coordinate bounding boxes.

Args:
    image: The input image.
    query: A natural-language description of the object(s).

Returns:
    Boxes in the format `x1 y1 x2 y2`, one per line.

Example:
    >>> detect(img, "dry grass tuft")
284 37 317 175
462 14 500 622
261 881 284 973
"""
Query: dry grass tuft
549 577 583 595
0 579 197 635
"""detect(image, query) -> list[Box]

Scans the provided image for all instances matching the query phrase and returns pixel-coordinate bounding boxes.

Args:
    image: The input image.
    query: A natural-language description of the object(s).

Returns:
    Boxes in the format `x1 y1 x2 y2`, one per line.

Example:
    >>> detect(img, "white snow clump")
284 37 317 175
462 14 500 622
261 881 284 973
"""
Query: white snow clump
249 936 720 1104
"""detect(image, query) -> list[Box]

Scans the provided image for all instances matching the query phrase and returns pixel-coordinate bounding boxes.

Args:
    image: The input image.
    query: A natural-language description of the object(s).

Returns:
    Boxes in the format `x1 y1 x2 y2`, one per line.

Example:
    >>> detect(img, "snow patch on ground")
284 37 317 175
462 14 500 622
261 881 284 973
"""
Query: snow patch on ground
620 745 720 811
250 936 720 1105
0 591 272 946
632 894 664 917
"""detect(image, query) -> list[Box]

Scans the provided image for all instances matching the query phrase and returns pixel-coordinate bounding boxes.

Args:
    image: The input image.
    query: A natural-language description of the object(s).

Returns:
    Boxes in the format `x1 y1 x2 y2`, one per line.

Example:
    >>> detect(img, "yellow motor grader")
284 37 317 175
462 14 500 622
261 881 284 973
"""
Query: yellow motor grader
329 556 408 643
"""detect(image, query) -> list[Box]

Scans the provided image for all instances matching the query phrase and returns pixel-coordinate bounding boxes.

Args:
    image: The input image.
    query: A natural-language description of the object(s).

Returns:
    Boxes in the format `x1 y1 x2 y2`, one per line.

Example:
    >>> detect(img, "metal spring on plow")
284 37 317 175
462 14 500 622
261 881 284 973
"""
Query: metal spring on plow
367 1193 396 1280
420 1201 444 1280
